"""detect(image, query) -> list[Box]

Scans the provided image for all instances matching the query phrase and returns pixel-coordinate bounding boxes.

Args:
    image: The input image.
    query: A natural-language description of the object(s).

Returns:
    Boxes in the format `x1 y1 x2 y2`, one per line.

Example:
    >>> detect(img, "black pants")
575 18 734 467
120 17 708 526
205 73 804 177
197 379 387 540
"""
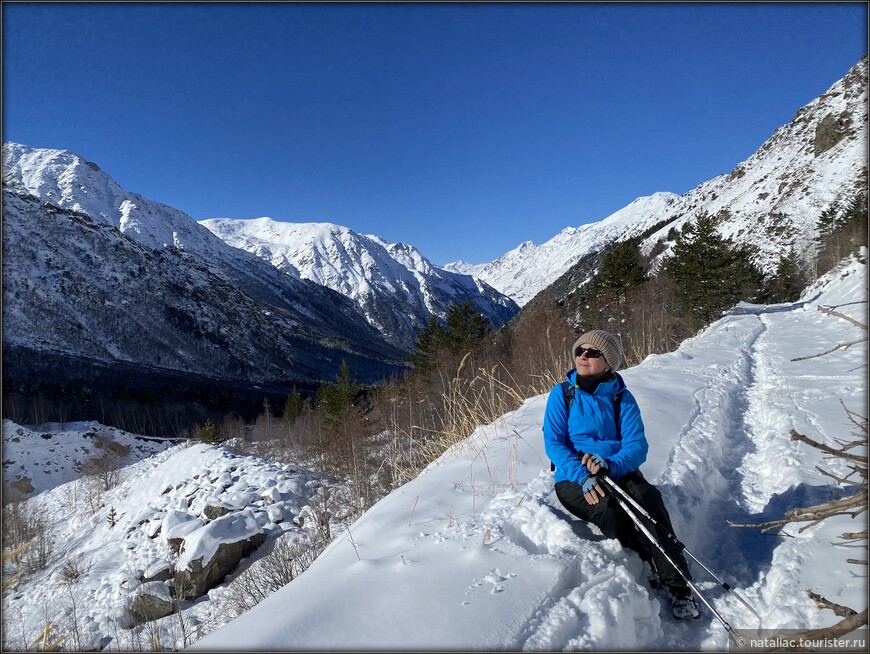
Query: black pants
555 470 691 590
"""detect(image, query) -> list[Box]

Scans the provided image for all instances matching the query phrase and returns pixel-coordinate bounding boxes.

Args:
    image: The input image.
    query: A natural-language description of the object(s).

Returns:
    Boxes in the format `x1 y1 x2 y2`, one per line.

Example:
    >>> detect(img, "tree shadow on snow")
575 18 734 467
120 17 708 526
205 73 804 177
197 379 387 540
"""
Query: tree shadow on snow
689 483 858 587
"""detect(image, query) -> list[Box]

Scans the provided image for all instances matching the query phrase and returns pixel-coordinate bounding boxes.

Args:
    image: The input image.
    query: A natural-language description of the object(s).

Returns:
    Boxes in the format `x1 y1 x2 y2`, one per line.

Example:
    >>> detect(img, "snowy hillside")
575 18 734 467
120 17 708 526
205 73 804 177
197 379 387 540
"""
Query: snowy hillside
197 255 866 649
2 420 178 498
445 192 678 306
449 56 867 306
199 217 518 350
639 54 868 269
2 144 405 387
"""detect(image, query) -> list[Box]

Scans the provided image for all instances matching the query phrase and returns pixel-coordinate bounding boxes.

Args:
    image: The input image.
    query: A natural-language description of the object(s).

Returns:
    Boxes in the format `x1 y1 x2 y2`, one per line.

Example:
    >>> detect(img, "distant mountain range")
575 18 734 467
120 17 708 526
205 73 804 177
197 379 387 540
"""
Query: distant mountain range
447 55 868 307
2 55 865 399
199 217 517 351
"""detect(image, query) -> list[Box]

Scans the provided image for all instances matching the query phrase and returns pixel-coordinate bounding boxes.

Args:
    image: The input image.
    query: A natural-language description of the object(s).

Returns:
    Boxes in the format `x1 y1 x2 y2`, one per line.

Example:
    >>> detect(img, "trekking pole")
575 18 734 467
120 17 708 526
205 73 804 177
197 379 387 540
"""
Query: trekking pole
603 482 735 634
600 476 761 622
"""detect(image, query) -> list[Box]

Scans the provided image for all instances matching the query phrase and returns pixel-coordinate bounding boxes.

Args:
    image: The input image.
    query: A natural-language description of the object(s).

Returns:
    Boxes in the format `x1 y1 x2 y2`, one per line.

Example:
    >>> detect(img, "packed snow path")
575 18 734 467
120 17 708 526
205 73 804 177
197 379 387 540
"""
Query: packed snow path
193 259 866 651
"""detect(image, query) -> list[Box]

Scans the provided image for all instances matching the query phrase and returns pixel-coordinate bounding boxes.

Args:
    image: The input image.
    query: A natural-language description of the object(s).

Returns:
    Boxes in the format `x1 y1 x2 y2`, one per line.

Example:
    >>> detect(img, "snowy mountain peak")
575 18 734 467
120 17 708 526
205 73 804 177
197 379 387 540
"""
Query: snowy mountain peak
3 143 406 389
445 192 682 306
200 217 518 350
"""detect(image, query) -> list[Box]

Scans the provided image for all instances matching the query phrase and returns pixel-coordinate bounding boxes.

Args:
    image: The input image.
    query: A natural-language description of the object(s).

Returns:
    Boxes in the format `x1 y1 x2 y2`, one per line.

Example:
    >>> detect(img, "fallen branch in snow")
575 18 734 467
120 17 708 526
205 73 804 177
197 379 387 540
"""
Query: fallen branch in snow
819 304 869 330
727 492 866 533
790 429 868 464
807 590 858 618
782 607 868 649
790 306 868 361
729 402 867 634
790 337 868 361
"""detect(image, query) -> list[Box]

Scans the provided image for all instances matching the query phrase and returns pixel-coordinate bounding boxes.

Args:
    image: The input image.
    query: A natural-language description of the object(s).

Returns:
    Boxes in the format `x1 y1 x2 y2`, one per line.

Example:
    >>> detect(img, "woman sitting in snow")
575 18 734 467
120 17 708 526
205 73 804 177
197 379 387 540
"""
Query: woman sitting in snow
542 329 701 621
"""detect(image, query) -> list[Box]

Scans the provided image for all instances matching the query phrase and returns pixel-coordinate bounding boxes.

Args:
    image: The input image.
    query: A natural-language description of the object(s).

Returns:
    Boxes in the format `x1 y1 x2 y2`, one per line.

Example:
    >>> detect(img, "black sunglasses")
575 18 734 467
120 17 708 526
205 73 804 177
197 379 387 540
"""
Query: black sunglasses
575 347 604 359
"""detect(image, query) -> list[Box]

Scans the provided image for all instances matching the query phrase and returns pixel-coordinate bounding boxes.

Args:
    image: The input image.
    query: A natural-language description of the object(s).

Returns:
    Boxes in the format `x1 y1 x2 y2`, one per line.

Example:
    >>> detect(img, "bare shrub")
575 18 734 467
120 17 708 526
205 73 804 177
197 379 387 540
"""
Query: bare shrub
1 500 54 574
59 554 93 584
222 531 324 616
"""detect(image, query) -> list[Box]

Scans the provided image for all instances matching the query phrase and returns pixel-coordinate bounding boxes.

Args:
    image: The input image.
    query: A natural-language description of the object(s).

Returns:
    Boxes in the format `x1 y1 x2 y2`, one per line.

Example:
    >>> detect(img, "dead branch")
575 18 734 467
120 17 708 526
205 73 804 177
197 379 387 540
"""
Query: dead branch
815 466 866 486
791 430 868 464
790 607 868 646
846 558 868 565
842 400 869 434
819 305 868 330
807 590 858 618
841 530 868 540
790 337 868 362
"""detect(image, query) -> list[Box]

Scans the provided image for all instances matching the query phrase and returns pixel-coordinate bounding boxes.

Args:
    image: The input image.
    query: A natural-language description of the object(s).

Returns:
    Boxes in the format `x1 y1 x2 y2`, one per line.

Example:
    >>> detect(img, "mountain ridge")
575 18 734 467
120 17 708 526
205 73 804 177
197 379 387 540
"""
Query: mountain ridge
199 216 518 350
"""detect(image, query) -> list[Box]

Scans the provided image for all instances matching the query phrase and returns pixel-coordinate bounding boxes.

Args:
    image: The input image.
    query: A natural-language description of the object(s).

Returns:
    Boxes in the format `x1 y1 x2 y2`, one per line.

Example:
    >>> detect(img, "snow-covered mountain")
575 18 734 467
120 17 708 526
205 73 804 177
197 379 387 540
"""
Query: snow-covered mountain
4 256 865 651
199 217 518 350
446 192 679 306
449 55 868 306
2 144 406 390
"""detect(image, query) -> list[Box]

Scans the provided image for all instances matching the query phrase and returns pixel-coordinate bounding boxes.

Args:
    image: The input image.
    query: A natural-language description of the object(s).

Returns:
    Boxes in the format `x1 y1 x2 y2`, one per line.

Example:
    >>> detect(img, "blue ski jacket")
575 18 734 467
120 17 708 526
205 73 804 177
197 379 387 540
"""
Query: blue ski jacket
543 368 648 484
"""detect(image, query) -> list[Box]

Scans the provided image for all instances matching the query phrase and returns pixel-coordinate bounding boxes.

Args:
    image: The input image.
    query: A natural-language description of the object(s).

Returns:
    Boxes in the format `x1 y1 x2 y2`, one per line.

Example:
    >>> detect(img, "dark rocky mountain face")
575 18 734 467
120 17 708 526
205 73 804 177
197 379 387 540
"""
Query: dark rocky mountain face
2 187 407 405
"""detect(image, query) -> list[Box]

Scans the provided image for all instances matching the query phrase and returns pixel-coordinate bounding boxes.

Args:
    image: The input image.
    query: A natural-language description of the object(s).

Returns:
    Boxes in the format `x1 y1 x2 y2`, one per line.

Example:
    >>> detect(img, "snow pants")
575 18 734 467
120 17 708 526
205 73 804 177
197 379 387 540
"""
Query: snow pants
554 470 692 590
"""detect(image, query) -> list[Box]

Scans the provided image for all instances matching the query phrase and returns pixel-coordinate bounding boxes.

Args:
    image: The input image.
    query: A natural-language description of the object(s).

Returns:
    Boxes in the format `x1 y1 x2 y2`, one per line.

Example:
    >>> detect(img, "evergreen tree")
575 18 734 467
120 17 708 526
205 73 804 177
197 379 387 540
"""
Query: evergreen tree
595 239 646 294
442 300 491 355
816 201 843 236
283 386 305 426
665 211 764 328
316 360 360 426
409 316 448 372
766 249 808 303
409 301 492 372
197 419 219 444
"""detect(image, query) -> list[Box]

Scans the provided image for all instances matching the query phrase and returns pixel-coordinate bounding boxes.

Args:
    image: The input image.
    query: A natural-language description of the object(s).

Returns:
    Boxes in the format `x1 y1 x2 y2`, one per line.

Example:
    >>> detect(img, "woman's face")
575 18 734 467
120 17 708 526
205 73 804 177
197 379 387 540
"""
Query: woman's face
574 343 610 377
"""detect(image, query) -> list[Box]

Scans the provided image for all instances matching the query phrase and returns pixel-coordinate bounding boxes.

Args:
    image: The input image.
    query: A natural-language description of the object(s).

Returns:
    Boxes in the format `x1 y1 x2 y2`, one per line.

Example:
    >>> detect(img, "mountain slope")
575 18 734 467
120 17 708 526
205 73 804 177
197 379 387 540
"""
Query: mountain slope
190 256 867 650
2 145 406 388
450 55 867 306
638 53 868 268
445 192 679 306
199 217 518 350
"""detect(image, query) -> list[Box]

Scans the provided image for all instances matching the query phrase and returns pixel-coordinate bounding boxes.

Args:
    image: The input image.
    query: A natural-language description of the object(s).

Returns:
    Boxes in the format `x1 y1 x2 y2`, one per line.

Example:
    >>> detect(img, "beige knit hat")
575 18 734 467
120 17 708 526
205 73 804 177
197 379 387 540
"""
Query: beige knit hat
572 330 624 371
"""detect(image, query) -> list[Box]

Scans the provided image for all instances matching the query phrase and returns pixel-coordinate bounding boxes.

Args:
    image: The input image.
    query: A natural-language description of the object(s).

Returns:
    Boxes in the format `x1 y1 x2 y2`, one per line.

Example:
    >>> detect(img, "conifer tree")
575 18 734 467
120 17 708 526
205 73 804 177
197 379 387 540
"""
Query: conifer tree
283 386 305 426
409 316 448 372
316 360 359 426
196 419 219 444
665 210 763 329
442 300 491 355
409 301 491 372
595 239 646 294
767 249 808 303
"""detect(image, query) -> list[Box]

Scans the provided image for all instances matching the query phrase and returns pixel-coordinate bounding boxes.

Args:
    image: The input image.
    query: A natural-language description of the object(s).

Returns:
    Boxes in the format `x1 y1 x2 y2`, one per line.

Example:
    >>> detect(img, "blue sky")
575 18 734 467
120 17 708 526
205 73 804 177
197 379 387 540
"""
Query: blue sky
3 2 867 265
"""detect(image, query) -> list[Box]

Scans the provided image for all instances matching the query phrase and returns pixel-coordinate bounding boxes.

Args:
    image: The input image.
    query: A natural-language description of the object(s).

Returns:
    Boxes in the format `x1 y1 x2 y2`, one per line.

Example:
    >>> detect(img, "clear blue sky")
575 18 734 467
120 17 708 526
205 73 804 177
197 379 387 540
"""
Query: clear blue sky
3 2 867 265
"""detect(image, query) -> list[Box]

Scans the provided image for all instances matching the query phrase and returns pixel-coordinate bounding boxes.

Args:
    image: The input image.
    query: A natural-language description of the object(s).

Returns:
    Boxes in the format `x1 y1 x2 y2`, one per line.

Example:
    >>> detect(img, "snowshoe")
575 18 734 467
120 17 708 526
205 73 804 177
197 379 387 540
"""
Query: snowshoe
669 587 701 620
